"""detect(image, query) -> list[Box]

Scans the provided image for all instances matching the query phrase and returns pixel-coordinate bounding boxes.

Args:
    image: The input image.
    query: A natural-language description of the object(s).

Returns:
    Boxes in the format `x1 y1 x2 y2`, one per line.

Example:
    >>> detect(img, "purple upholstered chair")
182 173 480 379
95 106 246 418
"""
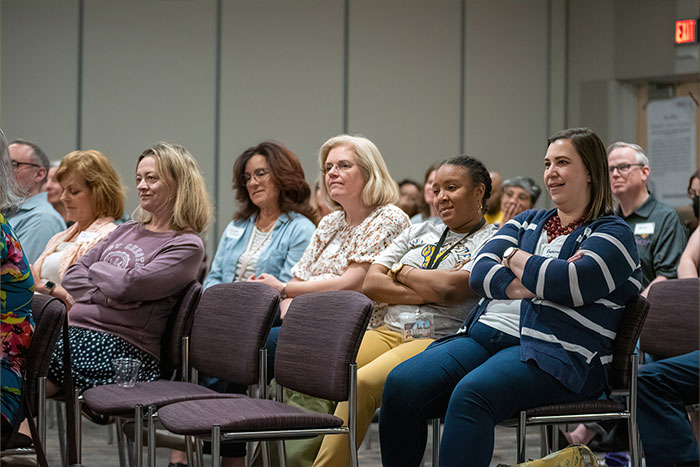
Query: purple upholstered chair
81 281 279 467
157 290 373 467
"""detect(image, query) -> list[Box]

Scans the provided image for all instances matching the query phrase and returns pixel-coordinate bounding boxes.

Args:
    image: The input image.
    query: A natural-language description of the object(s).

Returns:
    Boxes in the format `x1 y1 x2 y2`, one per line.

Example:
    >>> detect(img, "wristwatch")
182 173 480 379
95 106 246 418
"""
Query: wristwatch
390 263 406 283
502 247 518 266
44 280 57 295
280 282 288 299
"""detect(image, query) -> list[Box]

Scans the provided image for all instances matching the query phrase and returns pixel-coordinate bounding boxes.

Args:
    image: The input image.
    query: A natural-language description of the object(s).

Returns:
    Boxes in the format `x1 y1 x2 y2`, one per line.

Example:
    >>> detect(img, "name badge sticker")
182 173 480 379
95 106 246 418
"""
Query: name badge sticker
76 231 98 243
634 222 655 236
225 225 245 240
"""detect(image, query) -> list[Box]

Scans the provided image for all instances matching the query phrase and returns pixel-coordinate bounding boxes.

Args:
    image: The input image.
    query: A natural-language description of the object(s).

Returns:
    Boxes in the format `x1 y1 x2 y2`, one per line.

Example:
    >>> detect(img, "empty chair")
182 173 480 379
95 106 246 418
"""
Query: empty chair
157 290 373 467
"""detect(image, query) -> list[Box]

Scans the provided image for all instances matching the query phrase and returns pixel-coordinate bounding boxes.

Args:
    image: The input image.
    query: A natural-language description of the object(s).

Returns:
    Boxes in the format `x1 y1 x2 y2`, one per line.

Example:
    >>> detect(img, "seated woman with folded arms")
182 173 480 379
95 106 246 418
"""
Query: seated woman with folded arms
31 150 124 307
313 155 498 467
379 127 643 467
45 142 213 395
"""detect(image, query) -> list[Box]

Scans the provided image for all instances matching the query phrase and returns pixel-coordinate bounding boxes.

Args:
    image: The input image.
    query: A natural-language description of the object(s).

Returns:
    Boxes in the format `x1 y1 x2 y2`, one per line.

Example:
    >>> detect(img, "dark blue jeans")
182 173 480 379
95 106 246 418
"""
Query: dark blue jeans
379 322 607 467
637 351 699 467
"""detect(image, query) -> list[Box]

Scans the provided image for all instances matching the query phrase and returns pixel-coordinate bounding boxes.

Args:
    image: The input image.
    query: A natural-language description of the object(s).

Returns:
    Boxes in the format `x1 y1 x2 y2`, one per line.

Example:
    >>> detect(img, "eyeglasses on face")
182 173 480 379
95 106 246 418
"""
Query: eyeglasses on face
608 163 644 174
241 168 270 184
11 160 42 170
321 160 354 175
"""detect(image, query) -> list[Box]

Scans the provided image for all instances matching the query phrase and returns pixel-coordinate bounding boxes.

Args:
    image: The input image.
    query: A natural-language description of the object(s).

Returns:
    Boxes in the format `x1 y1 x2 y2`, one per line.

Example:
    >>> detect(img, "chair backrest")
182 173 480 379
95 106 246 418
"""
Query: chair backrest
609 294 649 390
641 278 699 360
275 290 373 402
189 282 280 386
27 295 67 412
160 280 203 379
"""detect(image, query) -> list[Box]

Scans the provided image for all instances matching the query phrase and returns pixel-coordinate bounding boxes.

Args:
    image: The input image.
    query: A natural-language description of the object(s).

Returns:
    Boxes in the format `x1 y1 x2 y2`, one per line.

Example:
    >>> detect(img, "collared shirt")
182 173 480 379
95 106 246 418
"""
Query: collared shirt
618 193 687 287
4 192 66 263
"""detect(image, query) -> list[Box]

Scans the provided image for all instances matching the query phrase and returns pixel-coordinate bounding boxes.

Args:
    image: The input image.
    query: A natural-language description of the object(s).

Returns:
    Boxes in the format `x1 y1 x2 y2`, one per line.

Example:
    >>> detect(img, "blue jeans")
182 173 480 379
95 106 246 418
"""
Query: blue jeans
379 322 607 467
637 351 699 467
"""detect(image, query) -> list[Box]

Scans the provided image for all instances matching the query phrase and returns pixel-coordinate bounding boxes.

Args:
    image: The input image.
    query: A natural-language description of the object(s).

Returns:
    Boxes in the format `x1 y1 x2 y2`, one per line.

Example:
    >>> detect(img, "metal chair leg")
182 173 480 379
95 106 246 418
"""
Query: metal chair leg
38 377 47 450
517 411 527 463
196 437 204 467
431 419 440 466
75 390 83 464
56 401 67 465
278 440 287 467
539 425 549 458
212 426 221 467
134 404 144 467
262 441 271 467
147 406 156 467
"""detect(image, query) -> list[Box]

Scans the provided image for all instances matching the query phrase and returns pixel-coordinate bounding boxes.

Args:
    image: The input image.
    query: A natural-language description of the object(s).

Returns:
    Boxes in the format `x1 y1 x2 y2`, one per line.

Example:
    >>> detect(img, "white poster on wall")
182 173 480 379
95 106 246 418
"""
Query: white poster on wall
646 96 697 207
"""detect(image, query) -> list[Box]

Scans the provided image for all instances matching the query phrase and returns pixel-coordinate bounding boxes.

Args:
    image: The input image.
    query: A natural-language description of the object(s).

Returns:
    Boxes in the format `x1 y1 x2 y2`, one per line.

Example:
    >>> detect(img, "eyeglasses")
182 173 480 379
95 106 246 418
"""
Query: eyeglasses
321 160 354 175
11 160 42 170
241 168 270 184
608 163 644 174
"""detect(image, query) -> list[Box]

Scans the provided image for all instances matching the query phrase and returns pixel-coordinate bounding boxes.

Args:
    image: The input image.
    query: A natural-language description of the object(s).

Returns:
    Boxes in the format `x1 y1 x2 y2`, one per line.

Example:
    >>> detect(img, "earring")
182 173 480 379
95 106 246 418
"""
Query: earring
477 201 483 214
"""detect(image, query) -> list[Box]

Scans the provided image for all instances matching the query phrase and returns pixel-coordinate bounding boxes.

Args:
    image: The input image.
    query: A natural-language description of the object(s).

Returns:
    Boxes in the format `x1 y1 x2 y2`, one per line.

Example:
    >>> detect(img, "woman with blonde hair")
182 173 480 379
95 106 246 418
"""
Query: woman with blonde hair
45 142 213 394
32 150 124 307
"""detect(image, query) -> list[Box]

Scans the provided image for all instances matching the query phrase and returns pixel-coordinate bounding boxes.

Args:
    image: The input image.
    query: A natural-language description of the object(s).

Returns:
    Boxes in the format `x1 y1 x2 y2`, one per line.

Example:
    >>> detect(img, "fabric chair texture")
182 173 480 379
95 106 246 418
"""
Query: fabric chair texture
81 281 279 467
157 290 374 467
641 278 699 359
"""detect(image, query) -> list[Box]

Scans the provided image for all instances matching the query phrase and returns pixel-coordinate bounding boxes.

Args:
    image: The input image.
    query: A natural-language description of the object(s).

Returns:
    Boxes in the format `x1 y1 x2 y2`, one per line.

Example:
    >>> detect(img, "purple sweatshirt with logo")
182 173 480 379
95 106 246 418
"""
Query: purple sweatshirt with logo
63 221 204 359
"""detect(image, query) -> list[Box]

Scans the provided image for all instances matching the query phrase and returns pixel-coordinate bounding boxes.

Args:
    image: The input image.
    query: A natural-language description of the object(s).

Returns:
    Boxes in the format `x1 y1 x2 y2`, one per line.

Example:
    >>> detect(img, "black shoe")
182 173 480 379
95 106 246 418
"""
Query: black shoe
590 423 628 453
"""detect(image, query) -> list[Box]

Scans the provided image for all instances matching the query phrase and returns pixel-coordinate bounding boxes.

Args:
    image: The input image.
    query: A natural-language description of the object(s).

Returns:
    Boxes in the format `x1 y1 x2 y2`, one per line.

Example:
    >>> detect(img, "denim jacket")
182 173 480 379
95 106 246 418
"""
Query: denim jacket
203 212 315 289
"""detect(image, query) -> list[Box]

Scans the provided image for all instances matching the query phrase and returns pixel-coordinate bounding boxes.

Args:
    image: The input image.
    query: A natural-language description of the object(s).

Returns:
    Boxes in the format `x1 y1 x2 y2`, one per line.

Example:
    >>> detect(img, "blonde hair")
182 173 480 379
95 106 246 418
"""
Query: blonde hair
55 150 125 219
134 142 214 233
318 134 399 210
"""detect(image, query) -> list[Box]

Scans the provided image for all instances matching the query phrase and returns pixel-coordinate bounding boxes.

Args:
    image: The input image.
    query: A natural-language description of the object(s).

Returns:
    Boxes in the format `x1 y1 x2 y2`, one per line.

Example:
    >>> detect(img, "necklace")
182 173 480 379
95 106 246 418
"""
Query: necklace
543 214 585 242
255 215 278 232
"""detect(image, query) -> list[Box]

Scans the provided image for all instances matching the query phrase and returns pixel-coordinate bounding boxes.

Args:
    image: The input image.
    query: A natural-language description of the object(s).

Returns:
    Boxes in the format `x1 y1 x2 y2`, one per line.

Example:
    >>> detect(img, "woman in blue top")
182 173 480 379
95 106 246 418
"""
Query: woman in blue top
204 141 317 289
379 128 643 467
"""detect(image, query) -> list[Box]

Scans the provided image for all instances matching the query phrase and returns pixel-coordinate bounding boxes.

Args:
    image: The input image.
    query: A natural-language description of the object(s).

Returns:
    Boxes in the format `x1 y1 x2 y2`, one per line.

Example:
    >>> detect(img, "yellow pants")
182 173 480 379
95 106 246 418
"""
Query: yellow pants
313 326 433 467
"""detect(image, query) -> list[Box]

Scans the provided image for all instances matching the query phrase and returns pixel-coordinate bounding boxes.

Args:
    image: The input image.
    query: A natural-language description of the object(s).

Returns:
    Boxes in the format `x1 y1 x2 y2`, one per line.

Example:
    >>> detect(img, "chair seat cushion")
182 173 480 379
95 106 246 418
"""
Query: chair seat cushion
526 398 626 417
82 380 240 416
158 397 344 436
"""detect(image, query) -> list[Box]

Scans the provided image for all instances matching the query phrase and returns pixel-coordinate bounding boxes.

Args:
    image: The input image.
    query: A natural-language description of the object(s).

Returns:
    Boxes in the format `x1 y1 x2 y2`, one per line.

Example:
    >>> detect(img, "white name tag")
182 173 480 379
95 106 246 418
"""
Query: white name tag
634 222 655 235
76 231 98 243
225 225 244 240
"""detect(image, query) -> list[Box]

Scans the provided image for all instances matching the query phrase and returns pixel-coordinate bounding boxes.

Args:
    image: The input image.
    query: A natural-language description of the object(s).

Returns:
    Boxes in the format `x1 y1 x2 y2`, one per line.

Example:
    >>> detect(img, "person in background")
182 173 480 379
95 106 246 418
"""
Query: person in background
31 150 124 308
45 142 213 396
0 129 34 443
411 163 441 224
608 141 687 296
686 170 699 231
379 128 641 467
43 161 70 224
397 179 423 218
4 139 66 262
499 176 542 225
313 155 497 467
484 170 503 224
250 134 409 466
310 179 335 219
678 226 699 278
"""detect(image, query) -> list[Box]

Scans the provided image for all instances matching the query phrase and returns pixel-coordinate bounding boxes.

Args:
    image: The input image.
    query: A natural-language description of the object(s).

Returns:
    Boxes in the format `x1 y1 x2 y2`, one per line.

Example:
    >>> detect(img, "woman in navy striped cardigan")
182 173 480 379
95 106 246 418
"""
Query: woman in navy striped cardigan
379 128 643 467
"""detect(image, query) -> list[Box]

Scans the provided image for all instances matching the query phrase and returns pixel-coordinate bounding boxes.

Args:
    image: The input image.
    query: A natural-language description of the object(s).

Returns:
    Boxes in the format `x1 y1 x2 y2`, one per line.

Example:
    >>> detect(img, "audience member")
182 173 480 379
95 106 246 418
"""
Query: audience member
249 134 409 465
314 155 497 466
608 141 687 295
310 179 335 219
484 170 503 224
410 163 441 224
45 142 213 395
637 351 699 467
499 176 542 225
43 161 70 224
687 170 700 231
678 226 700 278
31 150 124 308
397 179 423 218
4 139 66 262
379 127 642 467
0 129 34 442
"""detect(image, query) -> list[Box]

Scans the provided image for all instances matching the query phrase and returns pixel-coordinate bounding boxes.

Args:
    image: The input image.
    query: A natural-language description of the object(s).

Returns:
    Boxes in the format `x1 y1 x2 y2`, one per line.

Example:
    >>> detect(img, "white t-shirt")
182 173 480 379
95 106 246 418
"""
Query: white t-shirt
374 221 497 337
478 230 569 337
234 226 273 281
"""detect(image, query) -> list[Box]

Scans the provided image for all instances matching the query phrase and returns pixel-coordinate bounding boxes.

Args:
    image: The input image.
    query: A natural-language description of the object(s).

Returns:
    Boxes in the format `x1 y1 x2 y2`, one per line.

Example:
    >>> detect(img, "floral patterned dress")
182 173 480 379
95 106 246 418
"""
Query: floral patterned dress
1 213 34 429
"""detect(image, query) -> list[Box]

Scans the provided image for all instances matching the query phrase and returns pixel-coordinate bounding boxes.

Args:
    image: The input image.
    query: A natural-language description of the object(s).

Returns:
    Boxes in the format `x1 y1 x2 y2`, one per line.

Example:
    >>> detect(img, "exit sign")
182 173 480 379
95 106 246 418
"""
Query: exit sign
675 19 697 44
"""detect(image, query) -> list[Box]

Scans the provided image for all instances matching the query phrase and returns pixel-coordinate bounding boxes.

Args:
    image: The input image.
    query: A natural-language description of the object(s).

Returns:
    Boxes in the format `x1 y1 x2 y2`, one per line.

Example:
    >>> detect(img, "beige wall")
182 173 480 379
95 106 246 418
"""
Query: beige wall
2 0 697 256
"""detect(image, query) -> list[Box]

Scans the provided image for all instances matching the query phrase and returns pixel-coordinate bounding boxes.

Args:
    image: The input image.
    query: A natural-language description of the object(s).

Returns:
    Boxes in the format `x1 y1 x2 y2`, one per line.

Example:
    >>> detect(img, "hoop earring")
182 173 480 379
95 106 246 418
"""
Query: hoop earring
477 201 483 215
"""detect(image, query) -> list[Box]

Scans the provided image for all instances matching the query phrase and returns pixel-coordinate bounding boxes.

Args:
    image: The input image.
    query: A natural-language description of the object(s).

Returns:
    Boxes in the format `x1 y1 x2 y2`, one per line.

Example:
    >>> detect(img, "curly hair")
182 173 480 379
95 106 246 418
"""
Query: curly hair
438 155 492 213
232 141 317 223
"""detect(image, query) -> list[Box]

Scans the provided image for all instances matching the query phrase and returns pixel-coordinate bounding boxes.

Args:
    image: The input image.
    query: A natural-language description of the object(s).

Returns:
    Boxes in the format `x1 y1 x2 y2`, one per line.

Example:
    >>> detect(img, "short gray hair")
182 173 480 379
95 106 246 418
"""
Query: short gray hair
9 138 50 184
607 141 649 166
0 130 25 211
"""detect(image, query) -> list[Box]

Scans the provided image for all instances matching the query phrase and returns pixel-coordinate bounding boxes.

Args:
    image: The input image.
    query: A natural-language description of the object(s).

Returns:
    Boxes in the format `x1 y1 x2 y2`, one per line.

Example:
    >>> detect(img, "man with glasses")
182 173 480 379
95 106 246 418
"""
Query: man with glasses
4 139 65 262
608 141 686 297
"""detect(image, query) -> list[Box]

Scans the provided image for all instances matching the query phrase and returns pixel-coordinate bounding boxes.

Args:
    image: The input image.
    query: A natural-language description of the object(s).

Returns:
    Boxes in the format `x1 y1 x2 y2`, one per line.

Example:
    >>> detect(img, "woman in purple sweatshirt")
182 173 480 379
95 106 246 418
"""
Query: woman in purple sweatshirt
46 141 214 394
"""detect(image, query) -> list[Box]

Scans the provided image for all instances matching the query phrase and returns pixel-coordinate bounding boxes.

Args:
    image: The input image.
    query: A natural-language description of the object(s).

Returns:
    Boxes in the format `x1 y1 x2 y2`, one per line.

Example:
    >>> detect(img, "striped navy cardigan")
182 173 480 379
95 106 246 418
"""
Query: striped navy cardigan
466 208 642 393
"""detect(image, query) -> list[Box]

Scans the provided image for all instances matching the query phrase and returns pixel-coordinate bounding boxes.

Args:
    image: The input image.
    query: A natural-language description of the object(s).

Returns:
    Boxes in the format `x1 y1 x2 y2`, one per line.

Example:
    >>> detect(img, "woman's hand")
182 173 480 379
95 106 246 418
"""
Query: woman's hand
501 201 522 225
247 273 284 293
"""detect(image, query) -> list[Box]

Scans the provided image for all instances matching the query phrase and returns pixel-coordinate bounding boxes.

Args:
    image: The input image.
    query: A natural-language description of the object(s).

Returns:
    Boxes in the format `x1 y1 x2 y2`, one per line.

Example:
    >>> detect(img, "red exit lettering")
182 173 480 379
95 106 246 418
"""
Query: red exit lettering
675 19 697 44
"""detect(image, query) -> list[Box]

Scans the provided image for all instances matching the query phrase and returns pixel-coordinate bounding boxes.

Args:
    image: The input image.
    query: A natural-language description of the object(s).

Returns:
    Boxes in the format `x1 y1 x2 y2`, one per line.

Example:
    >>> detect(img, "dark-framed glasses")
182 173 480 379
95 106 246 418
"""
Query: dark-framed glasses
608 163 644 174
241 168 270 184
11 160 42 170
